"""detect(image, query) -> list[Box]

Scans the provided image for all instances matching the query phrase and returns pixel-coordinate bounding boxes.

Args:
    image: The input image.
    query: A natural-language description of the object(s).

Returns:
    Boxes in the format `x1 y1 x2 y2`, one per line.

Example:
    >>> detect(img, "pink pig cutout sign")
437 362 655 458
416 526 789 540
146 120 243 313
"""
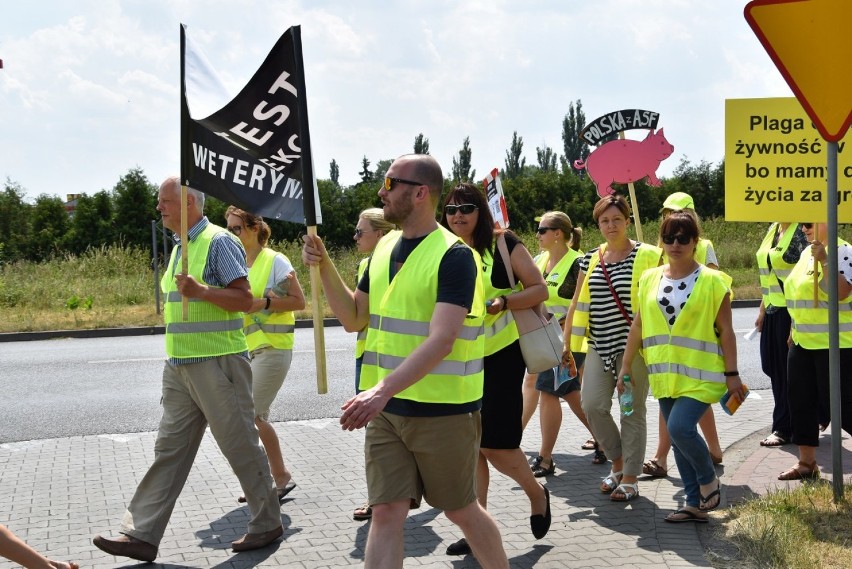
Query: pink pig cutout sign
574 128 674 198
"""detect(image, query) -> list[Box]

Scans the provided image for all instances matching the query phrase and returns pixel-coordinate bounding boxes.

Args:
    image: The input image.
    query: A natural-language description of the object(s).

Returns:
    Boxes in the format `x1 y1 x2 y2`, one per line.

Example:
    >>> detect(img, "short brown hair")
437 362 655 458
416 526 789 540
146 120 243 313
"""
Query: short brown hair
592 194 630 223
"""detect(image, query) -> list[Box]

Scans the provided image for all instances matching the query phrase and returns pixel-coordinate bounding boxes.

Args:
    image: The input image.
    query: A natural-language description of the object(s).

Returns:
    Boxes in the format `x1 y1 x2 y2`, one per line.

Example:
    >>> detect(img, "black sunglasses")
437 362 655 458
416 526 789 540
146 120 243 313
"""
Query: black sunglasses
353 228 373 238
227 225 243 236
536 227 558 235
384 177 423 191
445 203 478 215
802 223 814 229
661 234 692 245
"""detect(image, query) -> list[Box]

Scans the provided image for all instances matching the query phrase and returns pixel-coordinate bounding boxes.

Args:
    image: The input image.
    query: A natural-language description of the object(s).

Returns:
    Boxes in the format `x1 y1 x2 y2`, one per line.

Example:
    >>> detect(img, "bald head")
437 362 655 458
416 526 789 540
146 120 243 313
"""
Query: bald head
394 154 444 206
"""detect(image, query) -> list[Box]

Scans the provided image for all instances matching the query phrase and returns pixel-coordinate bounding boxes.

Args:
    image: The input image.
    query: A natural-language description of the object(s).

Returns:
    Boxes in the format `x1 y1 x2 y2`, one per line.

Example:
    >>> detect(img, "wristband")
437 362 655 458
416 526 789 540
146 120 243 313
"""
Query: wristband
723 371 739 377
500 295 509 310
265 297 272 310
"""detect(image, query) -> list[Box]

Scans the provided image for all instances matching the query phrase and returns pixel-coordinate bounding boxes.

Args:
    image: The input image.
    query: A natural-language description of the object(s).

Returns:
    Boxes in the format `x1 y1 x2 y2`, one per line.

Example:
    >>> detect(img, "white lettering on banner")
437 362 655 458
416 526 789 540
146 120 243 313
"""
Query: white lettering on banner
228 70 300 154
191 142 303 198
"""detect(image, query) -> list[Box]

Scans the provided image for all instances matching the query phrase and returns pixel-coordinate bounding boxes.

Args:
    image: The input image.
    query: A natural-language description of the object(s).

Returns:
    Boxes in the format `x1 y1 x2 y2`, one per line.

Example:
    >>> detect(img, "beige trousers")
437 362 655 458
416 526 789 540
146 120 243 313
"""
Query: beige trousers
580 347 649 478
121 354 281 545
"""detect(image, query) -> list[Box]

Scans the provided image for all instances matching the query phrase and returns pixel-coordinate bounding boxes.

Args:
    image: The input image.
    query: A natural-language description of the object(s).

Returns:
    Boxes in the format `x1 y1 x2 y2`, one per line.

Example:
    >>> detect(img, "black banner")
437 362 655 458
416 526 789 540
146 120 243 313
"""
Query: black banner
180 24 320 224
579 109 660 146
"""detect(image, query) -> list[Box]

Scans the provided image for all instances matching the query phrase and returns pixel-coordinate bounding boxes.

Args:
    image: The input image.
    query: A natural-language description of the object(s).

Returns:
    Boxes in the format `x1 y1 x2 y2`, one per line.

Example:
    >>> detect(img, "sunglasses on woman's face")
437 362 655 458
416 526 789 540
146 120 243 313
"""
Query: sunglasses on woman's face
445 203 478 215
661 234 692 245
536 227 557 235
802 223 814 229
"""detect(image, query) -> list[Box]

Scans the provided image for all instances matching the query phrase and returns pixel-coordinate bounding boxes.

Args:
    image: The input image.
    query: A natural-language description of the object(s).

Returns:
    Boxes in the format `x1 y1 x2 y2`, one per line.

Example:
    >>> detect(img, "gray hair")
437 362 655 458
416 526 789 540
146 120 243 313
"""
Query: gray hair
161 176 205 212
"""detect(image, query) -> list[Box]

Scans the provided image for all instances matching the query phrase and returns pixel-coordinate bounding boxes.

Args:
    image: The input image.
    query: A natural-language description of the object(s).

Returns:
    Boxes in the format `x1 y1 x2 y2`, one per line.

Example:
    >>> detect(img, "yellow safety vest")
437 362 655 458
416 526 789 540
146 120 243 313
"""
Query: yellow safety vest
360 227 486 403
355 256 369 359
481 244 520 356
161 224 247 359
785 241 852 349
243 248 296 351
662 238 713 266
535 249 583 320
570 243 662 352
756 223 798 308
638 266 731 403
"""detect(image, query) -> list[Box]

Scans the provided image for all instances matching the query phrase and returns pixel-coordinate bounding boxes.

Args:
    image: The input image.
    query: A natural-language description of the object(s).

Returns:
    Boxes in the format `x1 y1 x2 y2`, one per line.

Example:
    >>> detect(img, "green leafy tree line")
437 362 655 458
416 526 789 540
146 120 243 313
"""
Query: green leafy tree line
2 111 726 263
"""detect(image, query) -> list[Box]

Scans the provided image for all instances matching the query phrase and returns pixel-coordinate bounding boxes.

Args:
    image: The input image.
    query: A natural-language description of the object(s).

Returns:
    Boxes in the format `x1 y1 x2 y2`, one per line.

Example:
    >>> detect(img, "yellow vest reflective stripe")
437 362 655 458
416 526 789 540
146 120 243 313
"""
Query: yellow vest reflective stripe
161 224 247 358
535 249 583 319
243 248 295 351
355 257 369 358
481 248 519 356
360 227 486 403
570 243 662 352
756 223 798 308
785 241 852 349
639 266 731 403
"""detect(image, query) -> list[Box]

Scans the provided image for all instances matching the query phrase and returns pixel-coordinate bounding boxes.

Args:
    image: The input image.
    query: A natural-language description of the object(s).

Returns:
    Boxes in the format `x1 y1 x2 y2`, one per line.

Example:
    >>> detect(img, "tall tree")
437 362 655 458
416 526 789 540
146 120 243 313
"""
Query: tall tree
503 131 526 179
329 158 340 185
30 194 69 260
536 145 558 172
112 167 157 249
63 190 114 255
413 133 430 155
373 159 393 183
0 179 32 263
451 136 476 183
561 99 591 172
359 156 373 183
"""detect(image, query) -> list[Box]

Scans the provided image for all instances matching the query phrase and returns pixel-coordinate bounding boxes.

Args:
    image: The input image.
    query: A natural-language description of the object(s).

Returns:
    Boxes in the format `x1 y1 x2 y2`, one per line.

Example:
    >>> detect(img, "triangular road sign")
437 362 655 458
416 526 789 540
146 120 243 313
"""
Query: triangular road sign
745 0 852 142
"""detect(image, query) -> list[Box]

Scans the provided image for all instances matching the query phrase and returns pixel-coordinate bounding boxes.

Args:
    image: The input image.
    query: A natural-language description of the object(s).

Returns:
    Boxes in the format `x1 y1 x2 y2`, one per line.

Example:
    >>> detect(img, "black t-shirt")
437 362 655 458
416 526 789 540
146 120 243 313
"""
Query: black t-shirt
357 231 480 416
357 237 476 309
486 231 520 290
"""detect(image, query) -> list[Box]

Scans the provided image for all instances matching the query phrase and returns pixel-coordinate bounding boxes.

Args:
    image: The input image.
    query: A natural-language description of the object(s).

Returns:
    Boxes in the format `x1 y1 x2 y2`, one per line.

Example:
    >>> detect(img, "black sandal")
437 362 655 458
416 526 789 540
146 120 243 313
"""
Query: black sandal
592 444 608 465
531 456 556 477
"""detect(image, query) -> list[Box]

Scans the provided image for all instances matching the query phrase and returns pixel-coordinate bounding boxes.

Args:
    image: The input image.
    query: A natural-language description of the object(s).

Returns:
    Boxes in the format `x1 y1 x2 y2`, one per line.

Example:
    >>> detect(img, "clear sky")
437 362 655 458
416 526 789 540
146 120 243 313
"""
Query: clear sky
0 0 793 202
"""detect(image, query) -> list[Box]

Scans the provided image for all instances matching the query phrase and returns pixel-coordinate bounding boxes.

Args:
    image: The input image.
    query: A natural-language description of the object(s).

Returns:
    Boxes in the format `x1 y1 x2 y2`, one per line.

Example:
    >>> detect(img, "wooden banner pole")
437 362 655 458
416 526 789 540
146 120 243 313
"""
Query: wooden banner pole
618 131 644 243
180 185 189 320
307 225 328 394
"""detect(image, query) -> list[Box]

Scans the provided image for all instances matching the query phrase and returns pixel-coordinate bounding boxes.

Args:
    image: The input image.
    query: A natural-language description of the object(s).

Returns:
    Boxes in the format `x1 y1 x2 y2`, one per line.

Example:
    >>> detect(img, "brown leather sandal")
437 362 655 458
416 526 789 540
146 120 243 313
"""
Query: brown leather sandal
778 461 820 481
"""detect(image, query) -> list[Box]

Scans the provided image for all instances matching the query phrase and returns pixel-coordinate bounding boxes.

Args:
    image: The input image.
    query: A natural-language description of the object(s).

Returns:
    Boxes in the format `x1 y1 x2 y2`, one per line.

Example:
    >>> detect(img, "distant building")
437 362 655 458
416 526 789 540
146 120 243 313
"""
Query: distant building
64 194 82 215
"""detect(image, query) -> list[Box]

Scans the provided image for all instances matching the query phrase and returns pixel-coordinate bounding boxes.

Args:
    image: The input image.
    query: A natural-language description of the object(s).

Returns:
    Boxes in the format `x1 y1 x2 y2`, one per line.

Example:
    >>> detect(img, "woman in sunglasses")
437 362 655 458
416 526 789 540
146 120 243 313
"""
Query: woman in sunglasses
778 222 852 481
523 211 604 477
351 207 396 522
754 220 809 448
225 206 305 503
643 192 724 478
563 194 662 502
440 183 550 555
618 211 744 522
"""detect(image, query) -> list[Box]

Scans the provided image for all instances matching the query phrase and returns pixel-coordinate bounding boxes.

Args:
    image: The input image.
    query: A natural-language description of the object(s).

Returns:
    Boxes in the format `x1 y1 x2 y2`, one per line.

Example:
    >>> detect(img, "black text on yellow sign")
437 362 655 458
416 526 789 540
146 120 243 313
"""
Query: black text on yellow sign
725 97 851 223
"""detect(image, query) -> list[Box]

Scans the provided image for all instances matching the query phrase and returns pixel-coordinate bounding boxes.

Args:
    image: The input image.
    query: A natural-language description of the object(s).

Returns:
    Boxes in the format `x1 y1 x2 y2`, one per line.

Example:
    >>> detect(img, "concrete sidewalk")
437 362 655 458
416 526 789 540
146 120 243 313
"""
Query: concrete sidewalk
1 390 849 568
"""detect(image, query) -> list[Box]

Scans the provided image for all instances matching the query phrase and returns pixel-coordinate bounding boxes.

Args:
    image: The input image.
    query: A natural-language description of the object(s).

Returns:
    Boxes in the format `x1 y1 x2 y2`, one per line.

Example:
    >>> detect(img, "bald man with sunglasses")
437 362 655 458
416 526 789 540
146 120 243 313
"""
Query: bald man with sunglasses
303 154 508 568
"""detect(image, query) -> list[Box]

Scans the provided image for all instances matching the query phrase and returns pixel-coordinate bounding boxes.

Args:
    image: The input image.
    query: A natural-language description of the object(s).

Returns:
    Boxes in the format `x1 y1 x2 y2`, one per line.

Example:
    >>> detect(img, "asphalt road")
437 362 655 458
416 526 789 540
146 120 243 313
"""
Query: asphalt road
0 307 765 444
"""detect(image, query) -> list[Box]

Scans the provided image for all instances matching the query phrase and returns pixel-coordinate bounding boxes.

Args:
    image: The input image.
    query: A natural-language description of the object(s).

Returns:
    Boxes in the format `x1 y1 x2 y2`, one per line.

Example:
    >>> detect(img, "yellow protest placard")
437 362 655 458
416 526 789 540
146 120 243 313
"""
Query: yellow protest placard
725 97 852 222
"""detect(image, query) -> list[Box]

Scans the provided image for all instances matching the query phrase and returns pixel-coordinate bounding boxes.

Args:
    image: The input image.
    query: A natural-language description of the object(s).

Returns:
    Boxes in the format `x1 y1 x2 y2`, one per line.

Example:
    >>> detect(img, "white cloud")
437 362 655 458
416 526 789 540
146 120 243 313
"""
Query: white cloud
1 0 805 201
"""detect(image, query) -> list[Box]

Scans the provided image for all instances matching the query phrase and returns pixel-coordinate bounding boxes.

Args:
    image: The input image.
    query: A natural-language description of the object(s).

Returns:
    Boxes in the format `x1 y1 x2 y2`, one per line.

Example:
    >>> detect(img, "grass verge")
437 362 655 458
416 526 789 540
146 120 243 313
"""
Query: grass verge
709 480 852 569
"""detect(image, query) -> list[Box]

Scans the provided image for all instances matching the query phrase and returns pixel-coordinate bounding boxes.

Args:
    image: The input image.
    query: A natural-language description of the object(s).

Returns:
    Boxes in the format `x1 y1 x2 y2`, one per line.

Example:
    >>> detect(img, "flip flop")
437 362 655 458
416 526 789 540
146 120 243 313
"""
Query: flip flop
581 438 597 450
277 481 297 502
665 508 708 523
237 481 297 504
601 470 623 493
353 502 372 521
699 479 721 511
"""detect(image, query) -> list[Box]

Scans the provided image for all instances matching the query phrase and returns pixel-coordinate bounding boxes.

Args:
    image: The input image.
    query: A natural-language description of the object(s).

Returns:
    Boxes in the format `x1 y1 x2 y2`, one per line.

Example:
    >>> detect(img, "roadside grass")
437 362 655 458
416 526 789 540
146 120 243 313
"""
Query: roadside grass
709 480 852 569
0 220 848 333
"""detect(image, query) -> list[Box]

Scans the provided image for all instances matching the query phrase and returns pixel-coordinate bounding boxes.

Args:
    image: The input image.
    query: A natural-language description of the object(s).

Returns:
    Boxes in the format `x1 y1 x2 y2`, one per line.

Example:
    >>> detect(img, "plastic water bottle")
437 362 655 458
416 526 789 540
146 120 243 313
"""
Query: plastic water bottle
620 375 634 416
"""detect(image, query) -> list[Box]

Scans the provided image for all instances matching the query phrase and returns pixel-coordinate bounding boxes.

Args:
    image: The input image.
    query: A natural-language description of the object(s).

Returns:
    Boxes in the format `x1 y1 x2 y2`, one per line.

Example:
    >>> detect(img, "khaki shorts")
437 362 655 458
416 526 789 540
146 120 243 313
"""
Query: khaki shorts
365 411 480 512
249 347 292 421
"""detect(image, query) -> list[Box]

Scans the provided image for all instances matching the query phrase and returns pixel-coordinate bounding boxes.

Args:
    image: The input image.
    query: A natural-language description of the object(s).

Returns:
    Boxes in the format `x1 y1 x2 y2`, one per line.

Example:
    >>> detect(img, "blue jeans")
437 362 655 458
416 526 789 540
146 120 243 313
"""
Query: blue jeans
658 397 714 507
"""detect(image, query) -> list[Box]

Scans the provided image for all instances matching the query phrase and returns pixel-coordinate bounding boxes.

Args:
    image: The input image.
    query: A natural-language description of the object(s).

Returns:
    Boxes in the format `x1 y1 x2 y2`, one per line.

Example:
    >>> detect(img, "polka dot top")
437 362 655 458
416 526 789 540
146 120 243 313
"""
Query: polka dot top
836 243 852 286
657 266 703 327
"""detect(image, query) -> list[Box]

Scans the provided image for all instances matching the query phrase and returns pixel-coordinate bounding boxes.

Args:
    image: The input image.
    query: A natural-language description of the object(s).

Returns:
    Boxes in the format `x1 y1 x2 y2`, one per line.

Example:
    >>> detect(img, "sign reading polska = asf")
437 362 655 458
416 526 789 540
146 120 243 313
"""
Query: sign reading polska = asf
580 109 661 145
